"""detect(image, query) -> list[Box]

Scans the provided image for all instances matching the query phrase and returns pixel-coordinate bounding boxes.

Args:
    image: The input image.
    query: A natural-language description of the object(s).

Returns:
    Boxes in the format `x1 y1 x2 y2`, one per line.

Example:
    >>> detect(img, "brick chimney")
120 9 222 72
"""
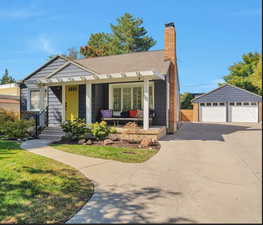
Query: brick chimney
164 22 180 133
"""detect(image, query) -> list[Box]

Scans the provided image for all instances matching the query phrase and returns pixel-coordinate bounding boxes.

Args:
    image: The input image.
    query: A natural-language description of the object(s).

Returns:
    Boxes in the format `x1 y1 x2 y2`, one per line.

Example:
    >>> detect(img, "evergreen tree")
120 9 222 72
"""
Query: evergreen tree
80 13 156 57
0 69 16 84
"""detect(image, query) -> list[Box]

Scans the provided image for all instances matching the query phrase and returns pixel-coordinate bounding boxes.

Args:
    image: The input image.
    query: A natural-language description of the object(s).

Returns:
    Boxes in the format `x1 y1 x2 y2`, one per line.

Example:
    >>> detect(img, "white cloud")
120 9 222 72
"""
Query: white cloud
38 36 57 54
27 35 57 55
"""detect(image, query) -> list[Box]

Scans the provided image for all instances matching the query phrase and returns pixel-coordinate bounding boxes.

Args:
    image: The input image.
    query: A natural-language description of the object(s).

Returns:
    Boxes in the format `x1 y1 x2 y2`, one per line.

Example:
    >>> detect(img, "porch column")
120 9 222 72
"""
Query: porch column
143 79 149 130
86 83 92 124
62 84 65 121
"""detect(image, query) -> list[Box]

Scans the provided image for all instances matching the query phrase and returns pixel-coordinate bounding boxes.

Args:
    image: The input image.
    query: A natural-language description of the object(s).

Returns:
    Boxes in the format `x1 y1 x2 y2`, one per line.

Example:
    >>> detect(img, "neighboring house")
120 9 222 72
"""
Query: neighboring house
18 23 180 133
192 84 262 123
0 83 20 118
0 83 19 96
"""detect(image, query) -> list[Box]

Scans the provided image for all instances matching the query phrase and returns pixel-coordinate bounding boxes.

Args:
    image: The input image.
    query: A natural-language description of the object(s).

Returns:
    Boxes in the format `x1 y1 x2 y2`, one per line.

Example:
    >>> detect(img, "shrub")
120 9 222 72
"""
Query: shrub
1 119 34 139
61 119 89 141
90 121 116 140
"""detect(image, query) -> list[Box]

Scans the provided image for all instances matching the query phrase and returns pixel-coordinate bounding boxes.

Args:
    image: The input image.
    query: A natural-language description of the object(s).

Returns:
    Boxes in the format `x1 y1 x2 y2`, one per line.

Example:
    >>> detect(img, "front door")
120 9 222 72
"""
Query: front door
65 85 79 121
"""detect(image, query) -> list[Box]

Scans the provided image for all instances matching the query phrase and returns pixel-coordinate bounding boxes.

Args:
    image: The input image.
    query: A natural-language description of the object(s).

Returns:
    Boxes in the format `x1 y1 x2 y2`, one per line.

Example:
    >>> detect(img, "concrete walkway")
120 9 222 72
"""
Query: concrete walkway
21 122 262 223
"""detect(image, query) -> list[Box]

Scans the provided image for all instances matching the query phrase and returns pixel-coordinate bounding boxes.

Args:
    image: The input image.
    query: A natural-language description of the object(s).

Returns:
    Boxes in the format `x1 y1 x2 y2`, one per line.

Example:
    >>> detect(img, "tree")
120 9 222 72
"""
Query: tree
180 93 195 109
47 47 80 61
221 52 262 95
66 47 79 60
249 55 262 95
80 13 156 57
0 69 16 84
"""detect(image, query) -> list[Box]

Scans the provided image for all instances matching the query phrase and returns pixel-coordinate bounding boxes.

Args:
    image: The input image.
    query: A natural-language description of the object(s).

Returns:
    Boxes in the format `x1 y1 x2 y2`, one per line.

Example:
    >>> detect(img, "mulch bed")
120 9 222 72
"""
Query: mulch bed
53 139 161 150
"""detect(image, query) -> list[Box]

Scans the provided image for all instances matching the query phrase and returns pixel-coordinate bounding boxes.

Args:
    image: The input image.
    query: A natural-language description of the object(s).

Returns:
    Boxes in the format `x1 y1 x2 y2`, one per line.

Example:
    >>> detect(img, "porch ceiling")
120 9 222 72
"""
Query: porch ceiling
37 70 166 85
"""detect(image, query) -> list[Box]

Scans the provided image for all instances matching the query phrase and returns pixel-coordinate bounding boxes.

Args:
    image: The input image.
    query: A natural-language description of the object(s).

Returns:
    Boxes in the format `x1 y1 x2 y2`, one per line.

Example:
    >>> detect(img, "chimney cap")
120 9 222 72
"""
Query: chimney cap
165 22 174 27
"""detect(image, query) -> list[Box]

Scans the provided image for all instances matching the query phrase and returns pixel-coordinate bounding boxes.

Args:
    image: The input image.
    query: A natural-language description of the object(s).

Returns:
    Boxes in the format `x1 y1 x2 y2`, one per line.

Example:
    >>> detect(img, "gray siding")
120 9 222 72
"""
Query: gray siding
193 85 262 103
52 63 94 78
26 58 66 81
78 84 86 120
48 86 62 126
153 80 167 126
20 85 28 112
20 83 40 113
92 83 109 122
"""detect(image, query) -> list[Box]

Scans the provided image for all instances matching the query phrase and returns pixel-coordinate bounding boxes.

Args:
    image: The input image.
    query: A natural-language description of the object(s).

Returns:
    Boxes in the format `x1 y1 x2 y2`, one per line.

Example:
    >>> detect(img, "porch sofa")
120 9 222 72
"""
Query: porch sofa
101 109 155 126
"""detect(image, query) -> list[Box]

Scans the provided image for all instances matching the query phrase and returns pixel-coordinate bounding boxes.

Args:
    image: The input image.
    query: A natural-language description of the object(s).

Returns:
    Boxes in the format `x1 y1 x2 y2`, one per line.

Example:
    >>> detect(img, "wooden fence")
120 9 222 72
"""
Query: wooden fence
180 109 193 122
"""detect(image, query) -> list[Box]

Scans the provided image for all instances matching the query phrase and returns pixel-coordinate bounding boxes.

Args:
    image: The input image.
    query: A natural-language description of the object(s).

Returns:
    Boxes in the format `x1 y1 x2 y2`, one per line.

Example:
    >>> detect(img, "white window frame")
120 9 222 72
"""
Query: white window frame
109 82 155 112
27 87 45 111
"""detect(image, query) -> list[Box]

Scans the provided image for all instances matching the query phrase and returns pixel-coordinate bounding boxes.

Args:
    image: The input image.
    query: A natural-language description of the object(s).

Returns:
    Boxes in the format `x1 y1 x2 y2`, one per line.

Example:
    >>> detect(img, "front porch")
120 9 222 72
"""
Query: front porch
45 78 168 131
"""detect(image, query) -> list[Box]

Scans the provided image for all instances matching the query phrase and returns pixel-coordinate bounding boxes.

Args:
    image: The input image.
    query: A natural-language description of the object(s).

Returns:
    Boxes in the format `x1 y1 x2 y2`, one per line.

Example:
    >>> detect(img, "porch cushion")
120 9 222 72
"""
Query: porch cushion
137 110 143 118
121 111 129 118
112 111 121 117
101 109 112 118
129 110 137 118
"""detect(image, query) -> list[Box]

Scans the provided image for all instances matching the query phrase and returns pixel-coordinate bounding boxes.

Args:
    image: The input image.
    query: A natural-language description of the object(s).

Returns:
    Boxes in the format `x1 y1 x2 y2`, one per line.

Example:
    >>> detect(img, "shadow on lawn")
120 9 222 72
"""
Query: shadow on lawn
0 167 94 224
68 185 196 224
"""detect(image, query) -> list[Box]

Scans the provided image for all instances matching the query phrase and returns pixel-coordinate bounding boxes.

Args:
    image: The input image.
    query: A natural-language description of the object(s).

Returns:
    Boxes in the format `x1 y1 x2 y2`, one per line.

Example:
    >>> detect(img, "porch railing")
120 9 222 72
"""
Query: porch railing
21 106 48 137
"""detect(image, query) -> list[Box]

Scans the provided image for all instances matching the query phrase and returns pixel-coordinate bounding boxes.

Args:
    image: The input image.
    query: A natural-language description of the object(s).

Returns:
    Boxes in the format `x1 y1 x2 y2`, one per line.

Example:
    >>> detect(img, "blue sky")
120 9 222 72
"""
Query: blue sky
0 0 261 93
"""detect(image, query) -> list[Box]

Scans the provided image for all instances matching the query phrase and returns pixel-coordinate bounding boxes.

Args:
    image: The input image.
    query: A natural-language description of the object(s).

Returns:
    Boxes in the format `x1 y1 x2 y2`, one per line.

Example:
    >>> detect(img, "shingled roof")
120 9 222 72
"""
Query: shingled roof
192 84 262 103
76 50 170 75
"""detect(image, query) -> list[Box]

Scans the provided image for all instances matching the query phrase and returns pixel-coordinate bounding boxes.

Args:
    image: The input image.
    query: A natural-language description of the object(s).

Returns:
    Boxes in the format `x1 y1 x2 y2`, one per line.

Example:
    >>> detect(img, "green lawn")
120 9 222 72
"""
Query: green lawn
51 144 159 163
0 140 94 224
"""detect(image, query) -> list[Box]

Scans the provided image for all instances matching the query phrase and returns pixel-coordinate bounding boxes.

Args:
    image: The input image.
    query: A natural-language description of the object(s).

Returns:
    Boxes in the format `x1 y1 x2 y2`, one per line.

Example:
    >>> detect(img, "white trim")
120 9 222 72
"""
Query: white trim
108 81 155 111
62 84 66 121
27 87 43 111
143 79 149 130
86 83 92 124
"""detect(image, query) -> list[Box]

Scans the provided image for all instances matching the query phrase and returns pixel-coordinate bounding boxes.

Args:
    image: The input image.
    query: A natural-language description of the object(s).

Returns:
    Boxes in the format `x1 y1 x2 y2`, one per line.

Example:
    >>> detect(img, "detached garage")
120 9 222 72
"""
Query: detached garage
192 84 262 123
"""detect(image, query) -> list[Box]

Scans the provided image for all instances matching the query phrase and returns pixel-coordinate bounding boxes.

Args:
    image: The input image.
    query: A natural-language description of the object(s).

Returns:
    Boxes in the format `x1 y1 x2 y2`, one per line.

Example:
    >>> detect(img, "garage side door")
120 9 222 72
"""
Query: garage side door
200 103 226 122
229 102 258 122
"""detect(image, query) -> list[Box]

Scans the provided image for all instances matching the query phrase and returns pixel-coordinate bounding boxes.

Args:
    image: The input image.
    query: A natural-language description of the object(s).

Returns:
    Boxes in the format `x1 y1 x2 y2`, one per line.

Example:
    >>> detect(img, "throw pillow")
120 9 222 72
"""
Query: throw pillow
101 109 112 118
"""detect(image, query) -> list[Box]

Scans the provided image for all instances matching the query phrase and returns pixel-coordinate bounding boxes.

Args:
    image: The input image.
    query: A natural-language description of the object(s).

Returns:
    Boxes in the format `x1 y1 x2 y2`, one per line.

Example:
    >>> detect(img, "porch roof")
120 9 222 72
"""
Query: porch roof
36 70 165 85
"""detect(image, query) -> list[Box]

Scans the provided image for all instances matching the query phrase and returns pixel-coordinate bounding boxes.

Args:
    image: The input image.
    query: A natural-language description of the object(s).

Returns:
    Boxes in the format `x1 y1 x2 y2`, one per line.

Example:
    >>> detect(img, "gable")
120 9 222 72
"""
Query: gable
192 85 262 103
25 57 67 81
50 63 95 79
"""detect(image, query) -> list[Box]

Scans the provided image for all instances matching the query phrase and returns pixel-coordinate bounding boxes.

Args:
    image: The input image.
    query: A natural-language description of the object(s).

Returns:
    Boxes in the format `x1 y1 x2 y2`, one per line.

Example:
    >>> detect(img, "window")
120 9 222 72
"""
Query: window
149 86 154 109
219 103 225 106
133 87 142 110
236 102 242 106
243 102 249 105
229 102 234 106
200 103 205 106
123 88 131 111
30 90 41 110
206 103 211 106
213 102 218 106
110 83 154 111
113 88 121 111
251 102 257 105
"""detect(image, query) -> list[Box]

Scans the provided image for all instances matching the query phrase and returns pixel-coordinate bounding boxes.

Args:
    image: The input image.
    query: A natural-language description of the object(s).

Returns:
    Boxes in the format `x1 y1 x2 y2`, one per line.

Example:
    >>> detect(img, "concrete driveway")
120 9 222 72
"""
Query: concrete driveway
22 122 262 223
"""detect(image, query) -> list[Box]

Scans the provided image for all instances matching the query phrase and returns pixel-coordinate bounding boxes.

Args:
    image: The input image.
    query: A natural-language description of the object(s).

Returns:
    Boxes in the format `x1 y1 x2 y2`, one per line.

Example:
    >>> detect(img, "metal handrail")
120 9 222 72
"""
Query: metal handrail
35 106 48 137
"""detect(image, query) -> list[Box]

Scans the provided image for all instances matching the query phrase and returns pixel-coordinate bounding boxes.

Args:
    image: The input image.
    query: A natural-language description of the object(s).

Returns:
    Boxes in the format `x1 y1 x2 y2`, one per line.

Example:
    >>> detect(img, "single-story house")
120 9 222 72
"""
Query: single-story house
192 84 262 123
18 22 180 135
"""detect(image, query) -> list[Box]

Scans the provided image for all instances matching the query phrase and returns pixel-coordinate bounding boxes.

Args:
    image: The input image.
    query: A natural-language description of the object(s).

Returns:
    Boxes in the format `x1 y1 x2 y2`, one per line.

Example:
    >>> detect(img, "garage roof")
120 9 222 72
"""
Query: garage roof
192 84 262 103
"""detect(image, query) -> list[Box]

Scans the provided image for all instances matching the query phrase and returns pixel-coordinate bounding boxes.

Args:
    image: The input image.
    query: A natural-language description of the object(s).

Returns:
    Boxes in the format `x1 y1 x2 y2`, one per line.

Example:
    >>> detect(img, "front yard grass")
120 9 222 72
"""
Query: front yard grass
0 140 94 224
51 144 159 163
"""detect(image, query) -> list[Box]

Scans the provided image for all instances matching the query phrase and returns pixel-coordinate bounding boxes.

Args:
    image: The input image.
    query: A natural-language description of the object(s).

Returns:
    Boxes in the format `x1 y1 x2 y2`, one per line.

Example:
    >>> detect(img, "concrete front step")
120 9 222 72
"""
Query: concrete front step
39 126 65 140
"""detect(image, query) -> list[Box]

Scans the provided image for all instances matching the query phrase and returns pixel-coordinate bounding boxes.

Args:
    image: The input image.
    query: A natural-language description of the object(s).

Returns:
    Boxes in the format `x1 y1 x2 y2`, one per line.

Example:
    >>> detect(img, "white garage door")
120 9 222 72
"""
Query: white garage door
200 102 226 122
229 102 258 122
